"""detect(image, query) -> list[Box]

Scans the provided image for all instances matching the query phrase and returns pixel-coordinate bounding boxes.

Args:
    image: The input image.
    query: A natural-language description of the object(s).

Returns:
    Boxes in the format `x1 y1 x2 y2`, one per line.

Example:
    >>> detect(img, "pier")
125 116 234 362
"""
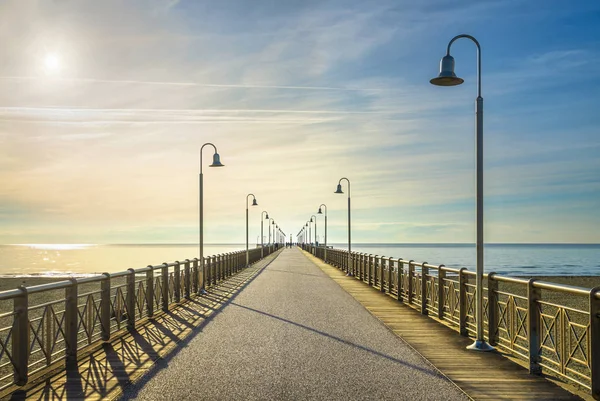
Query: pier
0 246 597 400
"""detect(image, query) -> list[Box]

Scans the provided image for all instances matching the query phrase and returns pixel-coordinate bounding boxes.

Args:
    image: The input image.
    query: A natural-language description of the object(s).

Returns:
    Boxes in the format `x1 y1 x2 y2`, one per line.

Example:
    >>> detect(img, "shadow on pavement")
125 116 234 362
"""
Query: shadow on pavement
4 253 280 401
229 302 444 378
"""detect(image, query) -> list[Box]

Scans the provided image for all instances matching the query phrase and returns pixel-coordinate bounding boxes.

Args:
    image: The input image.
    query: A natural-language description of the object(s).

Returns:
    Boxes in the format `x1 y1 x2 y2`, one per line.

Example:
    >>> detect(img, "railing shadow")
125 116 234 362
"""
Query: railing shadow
6 253 280 400
228 302 443 378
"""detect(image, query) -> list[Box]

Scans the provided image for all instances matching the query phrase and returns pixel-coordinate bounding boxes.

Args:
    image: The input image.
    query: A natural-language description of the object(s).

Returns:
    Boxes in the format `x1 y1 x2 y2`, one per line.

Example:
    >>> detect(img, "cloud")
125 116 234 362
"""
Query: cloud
0 0 598 244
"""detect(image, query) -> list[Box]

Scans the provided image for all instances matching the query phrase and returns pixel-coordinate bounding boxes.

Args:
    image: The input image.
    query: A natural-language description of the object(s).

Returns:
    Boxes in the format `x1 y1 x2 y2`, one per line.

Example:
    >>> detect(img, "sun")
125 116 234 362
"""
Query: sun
43 53 61 74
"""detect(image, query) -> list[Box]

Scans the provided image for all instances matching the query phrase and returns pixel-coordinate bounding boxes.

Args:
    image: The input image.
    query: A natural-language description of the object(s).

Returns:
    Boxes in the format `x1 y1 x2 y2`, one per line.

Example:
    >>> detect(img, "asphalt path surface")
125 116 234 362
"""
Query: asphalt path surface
120 248 468 401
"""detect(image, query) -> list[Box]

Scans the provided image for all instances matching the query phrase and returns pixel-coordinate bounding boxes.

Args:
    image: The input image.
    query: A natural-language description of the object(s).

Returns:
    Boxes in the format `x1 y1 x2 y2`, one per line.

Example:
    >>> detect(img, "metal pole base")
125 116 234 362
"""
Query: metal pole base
199 288 208 295
466 339 494 352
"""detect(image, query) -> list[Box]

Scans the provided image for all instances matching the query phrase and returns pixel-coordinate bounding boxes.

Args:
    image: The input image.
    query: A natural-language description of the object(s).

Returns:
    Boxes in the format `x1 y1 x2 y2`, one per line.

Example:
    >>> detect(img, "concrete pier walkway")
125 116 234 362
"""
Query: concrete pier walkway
119 247 468 400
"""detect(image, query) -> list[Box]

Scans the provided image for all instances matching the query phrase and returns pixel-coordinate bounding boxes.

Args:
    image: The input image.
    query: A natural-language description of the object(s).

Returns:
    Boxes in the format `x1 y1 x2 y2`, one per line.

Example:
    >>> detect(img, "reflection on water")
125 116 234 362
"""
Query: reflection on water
0 243 599 277
0 244 248 277
15 244 94 250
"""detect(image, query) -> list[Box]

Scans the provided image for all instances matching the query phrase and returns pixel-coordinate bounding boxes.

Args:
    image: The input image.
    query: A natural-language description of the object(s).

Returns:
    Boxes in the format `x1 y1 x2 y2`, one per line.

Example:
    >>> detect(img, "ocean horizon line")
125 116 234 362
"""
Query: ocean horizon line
3 242 600 246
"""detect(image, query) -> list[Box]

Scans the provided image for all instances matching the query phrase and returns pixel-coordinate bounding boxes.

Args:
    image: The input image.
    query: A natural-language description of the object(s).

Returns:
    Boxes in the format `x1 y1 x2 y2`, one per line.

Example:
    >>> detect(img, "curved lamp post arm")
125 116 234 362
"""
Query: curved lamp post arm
447 34 481 98
199 143 218 174
338 177 351 197
246 193 256 207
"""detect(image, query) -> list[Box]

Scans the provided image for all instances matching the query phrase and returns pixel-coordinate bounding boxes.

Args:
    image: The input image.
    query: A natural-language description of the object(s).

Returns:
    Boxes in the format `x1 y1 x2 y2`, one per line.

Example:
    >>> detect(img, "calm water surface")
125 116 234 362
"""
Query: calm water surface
0 243 599 277
0 244 248 277
331 243 600 276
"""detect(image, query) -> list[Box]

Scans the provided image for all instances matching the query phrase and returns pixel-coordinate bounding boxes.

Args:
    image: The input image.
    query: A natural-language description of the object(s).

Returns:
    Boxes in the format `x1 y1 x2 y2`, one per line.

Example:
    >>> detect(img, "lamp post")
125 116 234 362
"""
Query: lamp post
199 143 224 295
269 218 275 251
318 204 327 262
261 211 269 257
310 215 317 245
334 177 352 276
246 194 258 267
430 34 492 352
305 222 310 248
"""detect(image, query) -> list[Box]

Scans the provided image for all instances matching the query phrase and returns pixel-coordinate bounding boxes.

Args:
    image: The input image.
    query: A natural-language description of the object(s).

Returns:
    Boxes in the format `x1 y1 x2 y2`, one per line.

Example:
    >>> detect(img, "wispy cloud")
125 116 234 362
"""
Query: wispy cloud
0 0 598 244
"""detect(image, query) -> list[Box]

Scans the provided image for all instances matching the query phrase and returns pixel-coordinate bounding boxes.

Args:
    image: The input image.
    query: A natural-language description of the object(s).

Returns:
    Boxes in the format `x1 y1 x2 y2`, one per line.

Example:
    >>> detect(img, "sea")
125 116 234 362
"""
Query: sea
0 243 599 278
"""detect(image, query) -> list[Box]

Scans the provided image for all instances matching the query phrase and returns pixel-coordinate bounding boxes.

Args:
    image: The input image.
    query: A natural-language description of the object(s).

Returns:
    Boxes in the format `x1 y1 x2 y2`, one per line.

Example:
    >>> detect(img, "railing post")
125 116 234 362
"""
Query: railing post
192 258 199 294
421 262 428 315
220 254 225 279
590 287 600 400
388 257 393 294
146 266 154 318
12 286 29 385
205 257 211 286
528 279 541 374
487 272 499 346
438 265 445 320
174 261 181 303
380 256 386 292
218 254 223 279
161 263 169 311
408 261 415 304
65 278 78 364
459 268 467 336
101 273 111 341
397 259 403 301
184 259 191 299
368 254 373 286
373 255 379 287
212 256 217 285
126 268 135 328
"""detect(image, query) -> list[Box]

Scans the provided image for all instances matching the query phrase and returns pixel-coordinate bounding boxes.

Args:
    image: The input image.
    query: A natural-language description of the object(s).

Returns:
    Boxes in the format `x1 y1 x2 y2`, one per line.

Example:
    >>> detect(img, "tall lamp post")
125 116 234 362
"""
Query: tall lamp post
310 215 317 245
334 177 352 276
246 194 258 267
268 218 274 251
305 222 310 248
318 204 327 261
430 34 492 352
199 143 224 294
261 211 269 257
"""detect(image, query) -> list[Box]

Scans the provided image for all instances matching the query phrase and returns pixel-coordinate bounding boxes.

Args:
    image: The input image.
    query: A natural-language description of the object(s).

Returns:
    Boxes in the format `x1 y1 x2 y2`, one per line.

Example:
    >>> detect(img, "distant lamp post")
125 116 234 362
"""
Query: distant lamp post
431 34 492 352
261 211 269 257
246 194 258 266
334 177 352 276
199 143 224 294
310 214 317 248
305 221 310 245
318 204 327 261
269 218 274 250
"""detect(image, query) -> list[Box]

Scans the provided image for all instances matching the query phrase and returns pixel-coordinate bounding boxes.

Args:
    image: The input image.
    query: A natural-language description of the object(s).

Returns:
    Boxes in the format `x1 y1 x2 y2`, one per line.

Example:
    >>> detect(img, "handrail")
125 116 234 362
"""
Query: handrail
308 244 600 398
0 244 281 391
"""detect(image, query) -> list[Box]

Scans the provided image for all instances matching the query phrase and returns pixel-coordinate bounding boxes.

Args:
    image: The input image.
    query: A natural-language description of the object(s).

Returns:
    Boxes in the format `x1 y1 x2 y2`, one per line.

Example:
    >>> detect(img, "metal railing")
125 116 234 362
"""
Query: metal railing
307 245 600 399
0 246 278 391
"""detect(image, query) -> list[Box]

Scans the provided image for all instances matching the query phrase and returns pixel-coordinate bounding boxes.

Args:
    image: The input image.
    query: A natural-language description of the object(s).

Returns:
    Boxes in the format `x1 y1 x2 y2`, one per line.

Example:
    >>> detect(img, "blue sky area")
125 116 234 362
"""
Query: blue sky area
0 0 598 244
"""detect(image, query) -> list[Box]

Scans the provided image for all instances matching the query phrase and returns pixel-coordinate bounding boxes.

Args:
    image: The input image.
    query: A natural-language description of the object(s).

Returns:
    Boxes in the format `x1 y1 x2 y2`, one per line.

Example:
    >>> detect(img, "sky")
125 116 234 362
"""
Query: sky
0 0 599 244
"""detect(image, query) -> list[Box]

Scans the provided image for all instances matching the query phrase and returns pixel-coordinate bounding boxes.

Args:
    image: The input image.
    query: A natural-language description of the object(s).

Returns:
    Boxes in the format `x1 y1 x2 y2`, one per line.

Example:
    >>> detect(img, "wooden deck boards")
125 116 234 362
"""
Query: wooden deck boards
303 251 590 401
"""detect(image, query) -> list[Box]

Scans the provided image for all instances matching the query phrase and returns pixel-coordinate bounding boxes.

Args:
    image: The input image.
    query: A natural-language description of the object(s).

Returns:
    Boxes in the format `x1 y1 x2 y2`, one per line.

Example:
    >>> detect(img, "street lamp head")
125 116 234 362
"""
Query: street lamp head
252 198 258 206
334 184 343 194
210 152 224 167
430 54 464 86
317 207 322 214
265 213 269 219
